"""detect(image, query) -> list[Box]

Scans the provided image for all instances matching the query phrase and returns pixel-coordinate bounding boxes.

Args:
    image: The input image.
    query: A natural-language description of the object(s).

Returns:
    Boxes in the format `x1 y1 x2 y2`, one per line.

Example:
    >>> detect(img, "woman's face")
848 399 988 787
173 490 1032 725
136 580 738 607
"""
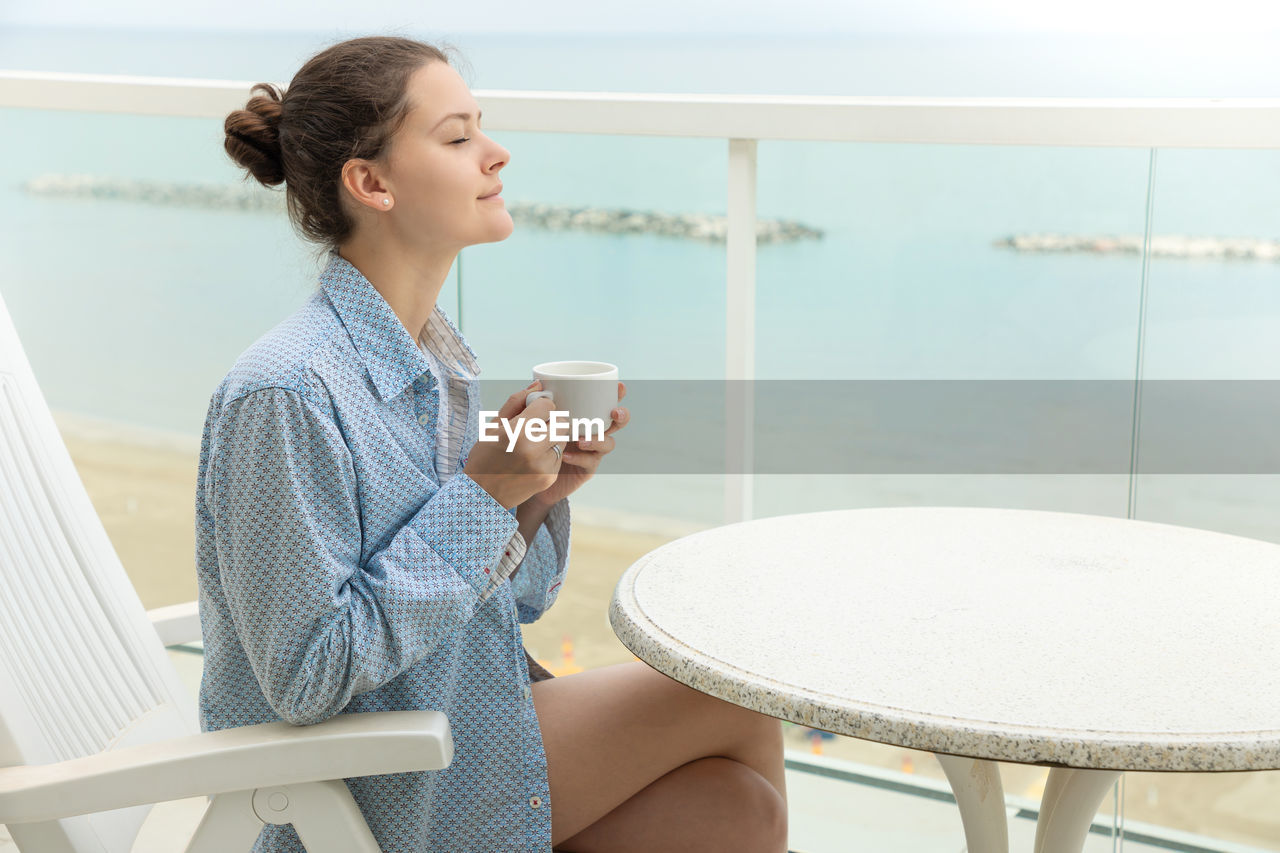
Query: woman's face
374 61 513 250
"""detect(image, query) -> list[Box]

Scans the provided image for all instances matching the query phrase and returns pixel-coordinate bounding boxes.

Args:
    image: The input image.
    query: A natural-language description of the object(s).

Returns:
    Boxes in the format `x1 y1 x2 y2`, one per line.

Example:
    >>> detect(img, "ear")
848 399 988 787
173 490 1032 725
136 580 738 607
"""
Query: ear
340 158 392 212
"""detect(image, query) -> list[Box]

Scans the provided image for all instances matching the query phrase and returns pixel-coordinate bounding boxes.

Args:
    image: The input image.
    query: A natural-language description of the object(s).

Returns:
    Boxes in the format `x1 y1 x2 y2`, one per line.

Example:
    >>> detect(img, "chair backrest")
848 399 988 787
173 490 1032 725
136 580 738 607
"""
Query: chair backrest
0 288 197 852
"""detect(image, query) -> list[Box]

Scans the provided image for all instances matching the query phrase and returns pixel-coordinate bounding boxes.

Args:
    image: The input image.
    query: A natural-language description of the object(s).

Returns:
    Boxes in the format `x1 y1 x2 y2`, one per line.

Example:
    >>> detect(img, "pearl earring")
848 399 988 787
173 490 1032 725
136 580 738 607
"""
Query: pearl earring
382 198 391 206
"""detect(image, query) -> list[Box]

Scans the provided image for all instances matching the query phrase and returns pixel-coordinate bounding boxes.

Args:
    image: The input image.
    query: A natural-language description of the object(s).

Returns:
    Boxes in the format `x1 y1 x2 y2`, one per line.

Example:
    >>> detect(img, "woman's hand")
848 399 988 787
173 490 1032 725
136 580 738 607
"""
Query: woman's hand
463 382 565 509
526 381 629 509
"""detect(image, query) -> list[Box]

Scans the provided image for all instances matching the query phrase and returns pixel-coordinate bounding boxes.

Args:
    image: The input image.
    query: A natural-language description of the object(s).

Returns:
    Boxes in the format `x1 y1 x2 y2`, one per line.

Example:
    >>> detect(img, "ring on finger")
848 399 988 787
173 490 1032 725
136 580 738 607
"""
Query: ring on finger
551 443 563 460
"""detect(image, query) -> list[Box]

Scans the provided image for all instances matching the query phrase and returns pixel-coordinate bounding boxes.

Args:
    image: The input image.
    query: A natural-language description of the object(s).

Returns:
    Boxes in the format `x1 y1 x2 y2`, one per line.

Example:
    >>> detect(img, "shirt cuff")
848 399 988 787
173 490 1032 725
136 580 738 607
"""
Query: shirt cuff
480 529 527 602
405 471 518 600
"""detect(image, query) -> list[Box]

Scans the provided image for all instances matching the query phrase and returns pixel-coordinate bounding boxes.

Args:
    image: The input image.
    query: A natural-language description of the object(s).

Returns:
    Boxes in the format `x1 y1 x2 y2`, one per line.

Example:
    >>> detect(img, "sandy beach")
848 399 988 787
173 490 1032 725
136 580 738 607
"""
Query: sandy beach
54 411 1280 850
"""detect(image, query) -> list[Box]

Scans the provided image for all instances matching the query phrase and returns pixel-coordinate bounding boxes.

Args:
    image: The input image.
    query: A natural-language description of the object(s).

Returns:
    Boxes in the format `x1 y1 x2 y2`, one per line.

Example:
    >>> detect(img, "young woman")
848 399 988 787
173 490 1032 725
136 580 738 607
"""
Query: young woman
203 34 787 853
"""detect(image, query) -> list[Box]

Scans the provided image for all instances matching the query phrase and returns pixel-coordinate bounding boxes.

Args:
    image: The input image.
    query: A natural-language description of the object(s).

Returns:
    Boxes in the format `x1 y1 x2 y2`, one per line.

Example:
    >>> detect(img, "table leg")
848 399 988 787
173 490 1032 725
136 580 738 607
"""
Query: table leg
1032 768 1122 853
934 753 1009 853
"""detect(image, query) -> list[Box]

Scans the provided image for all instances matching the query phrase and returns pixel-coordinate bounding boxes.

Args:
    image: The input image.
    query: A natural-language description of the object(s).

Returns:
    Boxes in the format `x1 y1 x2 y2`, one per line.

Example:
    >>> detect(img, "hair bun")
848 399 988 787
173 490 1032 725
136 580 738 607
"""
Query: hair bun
224 82 286 187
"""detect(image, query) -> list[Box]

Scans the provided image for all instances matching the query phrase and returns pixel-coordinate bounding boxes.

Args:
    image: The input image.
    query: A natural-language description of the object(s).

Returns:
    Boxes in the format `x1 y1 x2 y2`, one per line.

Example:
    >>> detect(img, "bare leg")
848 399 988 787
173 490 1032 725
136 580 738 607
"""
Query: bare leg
531 660 787 848
553 756 786 853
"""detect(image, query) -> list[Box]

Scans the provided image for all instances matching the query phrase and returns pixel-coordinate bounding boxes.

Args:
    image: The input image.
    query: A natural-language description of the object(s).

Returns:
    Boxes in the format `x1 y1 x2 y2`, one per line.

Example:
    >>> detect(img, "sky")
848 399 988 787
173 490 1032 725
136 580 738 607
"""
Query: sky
3 0 1280 36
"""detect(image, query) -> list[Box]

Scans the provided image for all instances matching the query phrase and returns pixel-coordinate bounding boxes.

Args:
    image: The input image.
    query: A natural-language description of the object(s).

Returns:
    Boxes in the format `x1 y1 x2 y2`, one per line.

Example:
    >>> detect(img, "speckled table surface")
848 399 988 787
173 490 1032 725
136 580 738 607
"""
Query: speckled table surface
609 506 1280 773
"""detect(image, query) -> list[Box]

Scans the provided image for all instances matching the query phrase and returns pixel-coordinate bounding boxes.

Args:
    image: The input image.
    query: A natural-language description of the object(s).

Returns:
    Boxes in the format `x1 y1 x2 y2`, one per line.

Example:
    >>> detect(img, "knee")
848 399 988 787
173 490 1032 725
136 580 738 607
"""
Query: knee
754 775 789 853
706 757 789 853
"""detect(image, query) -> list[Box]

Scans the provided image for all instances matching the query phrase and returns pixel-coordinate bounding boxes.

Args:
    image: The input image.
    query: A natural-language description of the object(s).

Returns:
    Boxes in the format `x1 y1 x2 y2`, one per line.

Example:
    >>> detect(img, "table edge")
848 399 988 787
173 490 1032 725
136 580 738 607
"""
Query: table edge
609 549 1280 773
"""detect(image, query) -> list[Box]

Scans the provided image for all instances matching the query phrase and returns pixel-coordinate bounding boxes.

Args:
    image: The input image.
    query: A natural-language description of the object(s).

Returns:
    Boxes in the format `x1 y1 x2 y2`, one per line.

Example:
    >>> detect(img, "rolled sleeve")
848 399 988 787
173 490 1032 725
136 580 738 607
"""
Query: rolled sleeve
209 386 517 726
509 497 571 624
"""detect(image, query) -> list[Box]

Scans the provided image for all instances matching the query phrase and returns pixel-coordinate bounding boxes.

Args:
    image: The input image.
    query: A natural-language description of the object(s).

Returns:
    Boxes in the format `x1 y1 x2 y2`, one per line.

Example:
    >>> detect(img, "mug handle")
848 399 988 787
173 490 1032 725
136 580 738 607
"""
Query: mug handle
525 390 554 408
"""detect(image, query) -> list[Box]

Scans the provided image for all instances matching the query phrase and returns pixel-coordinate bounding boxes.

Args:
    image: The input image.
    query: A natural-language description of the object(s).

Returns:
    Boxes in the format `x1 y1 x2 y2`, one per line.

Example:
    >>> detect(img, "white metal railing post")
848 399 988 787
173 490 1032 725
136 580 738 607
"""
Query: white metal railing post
724 138 757 524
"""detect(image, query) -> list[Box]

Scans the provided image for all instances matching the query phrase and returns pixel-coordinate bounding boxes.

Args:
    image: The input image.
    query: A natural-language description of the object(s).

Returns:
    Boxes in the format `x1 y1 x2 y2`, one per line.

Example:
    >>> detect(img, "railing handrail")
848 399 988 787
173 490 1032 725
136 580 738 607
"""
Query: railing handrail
3 69 1280 148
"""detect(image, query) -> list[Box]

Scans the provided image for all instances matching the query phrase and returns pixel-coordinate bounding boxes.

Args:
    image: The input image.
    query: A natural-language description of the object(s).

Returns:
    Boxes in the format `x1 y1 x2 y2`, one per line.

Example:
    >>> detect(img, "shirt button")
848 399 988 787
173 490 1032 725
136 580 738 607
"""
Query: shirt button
417 414 430 426
523 685 532 700
529 796 542 809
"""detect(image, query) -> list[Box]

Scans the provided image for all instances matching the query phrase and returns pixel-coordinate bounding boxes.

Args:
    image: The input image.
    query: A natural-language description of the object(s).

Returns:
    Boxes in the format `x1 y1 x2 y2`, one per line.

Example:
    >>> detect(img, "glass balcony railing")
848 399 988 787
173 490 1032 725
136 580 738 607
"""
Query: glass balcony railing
3 70 1280 850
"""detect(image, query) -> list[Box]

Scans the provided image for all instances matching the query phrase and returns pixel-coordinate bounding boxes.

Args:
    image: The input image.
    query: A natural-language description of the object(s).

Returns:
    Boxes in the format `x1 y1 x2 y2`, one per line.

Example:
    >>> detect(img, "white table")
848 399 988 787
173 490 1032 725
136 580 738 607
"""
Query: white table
607 507 1280 853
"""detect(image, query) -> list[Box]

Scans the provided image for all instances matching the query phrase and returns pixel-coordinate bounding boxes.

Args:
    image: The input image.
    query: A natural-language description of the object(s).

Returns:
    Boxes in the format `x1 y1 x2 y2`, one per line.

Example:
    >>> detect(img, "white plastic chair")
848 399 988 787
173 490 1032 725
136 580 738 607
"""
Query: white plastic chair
0 289 454 852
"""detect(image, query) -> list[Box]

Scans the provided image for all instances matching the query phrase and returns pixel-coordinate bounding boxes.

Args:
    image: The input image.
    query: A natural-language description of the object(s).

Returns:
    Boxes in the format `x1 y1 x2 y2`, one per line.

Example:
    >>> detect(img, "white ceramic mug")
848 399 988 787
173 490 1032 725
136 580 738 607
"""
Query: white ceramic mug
525 360 619 438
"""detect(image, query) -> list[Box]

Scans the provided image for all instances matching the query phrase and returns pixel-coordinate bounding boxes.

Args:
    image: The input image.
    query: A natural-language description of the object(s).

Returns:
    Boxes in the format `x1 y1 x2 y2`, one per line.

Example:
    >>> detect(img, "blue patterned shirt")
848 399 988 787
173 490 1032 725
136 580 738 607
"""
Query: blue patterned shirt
194 250 570 852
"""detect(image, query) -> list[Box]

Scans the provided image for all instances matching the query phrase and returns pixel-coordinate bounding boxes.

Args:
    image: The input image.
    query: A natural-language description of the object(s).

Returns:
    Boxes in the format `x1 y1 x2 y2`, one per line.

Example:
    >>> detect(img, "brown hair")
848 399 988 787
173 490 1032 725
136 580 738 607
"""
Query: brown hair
223 35 470 257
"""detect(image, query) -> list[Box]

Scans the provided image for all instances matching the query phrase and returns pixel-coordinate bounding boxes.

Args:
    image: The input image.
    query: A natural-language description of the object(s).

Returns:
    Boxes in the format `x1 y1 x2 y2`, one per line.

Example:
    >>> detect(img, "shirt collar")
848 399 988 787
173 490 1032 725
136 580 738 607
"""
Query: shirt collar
319 250 433 403
418 305 481 381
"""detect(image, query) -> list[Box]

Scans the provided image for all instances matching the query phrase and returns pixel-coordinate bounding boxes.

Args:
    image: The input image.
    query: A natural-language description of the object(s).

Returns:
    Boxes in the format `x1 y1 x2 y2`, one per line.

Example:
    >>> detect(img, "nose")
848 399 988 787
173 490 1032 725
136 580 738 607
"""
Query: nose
486 135 510 167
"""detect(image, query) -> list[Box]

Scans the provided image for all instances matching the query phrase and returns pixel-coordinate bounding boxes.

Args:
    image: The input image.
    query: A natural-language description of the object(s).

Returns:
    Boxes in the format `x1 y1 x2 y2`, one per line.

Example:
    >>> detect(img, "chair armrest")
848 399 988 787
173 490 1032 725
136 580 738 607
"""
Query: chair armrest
0 709 452 825
147 600 201 646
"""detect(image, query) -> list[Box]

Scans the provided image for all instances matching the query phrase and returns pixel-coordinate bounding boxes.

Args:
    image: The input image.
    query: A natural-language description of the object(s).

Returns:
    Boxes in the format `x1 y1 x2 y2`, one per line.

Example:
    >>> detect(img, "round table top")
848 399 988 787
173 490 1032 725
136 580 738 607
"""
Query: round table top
608 506 1280 772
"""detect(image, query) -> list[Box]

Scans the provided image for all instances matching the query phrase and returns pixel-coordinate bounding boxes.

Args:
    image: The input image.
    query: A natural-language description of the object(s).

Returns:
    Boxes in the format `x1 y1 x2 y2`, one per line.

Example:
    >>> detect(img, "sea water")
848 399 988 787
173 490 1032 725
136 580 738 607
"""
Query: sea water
3 27 1280 533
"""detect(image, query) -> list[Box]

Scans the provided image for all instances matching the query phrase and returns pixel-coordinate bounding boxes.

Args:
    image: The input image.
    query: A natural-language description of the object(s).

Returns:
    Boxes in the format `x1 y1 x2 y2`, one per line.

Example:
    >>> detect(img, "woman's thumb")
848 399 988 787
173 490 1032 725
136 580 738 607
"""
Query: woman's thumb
499 380 541 420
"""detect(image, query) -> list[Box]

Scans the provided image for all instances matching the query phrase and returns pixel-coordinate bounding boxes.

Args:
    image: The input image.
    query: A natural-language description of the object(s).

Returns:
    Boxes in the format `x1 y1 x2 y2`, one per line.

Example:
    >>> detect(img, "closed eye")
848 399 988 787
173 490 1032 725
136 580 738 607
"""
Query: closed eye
451 137 471 145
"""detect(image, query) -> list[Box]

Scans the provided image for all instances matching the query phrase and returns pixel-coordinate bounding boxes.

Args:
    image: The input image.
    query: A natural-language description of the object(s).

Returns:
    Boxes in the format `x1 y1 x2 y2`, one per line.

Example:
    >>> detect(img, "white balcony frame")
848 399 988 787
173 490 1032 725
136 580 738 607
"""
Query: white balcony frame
4 70 1280 523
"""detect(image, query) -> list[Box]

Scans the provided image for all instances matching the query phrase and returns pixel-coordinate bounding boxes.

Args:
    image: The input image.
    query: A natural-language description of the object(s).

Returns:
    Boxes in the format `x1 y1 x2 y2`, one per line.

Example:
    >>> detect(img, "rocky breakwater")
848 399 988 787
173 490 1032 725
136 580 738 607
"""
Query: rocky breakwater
21 174 823 245
997 233 1280 261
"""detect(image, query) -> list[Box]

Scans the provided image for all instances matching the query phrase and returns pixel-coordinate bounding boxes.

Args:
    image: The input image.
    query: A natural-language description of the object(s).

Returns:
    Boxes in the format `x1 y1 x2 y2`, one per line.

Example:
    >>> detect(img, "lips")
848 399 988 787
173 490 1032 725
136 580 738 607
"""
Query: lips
479 183 503 199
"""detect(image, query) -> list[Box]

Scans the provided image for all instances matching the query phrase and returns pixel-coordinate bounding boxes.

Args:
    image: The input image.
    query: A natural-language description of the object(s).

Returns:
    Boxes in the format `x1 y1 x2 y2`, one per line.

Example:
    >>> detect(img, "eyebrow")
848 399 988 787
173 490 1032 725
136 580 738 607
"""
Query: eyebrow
432 109 481 131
